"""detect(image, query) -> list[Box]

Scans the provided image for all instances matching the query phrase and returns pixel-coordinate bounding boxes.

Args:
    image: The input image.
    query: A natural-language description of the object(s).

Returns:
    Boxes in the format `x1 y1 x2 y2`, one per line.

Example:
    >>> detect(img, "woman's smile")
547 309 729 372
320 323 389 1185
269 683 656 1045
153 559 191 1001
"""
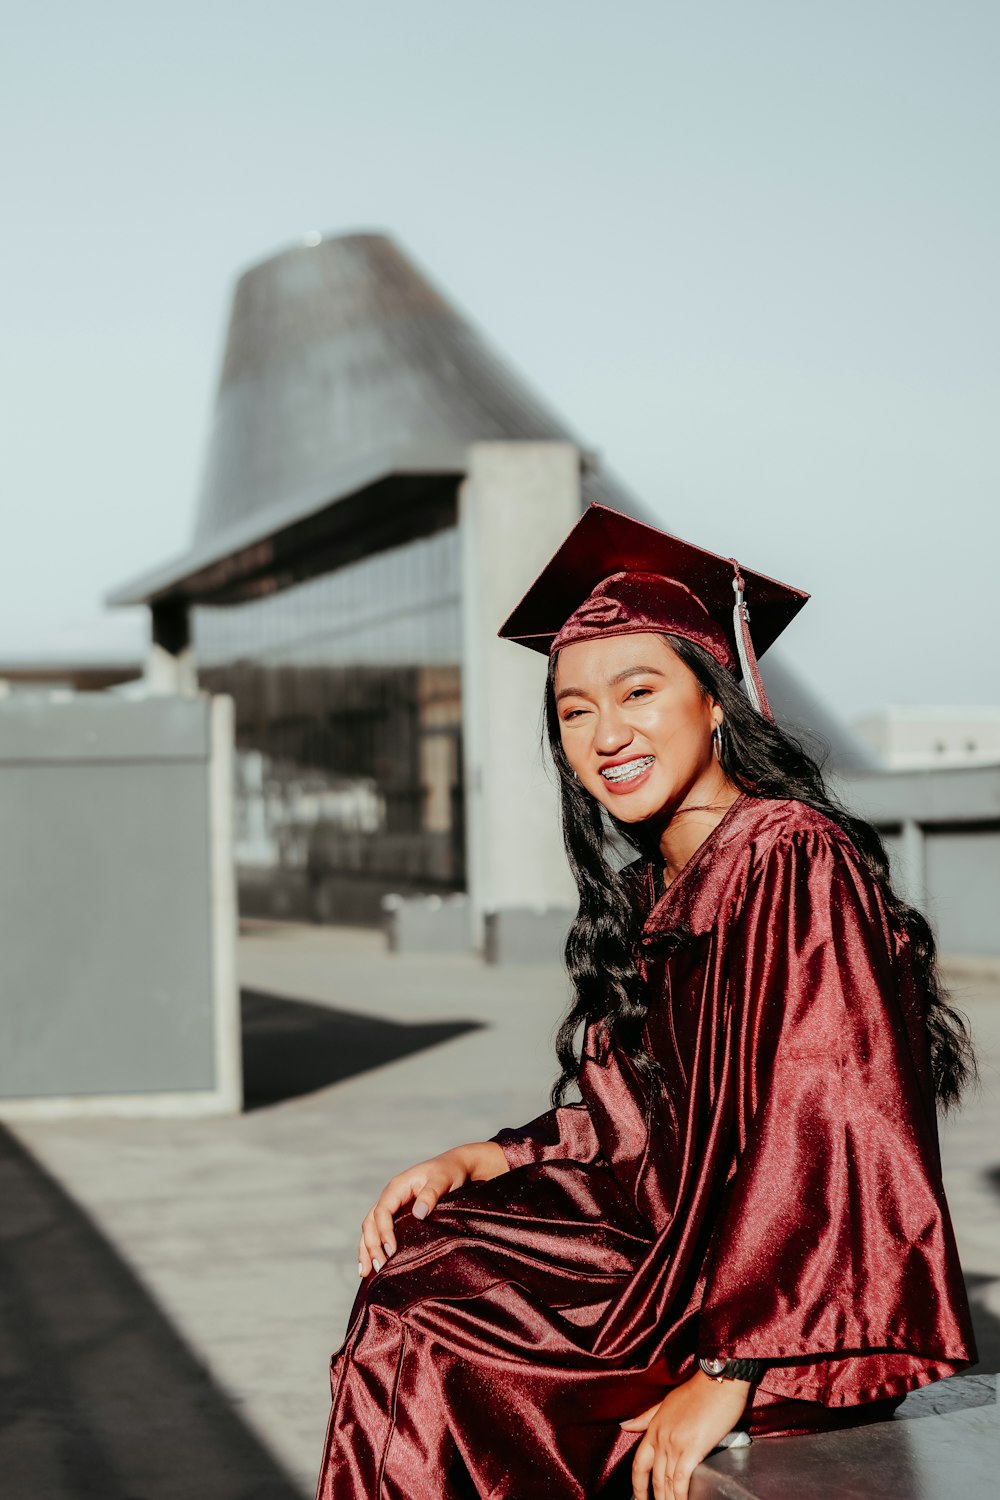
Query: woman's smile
598 753 656 792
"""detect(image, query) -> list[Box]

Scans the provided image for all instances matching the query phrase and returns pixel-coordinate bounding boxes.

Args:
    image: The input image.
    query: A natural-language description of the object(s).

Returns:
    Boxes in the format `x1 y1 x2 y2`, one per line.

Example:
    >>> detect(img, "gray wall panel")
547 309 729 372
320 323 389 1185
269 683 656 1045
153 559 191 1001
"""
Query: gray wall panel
0 696 210 763
0 696 234 1108
924 830 1000 957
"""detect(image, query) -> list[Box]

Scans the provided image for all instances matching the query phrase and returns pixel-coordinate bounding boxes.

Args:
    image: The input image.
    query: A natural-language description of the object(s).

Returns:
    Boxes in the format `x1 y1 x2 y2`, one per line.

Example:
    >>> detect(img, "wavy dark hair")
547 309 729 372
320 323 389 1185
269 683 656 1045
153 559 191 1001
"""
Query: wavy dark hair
544 633 977 1120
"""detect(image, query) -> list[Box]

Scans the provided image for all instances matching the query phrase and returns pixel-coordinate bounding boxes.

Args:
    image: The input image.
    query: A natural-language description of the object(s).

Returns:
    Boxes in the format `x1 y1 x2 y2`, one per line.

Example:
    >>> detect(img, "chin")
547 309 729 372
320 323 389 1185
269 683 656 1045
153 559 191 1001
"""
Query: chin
609 800 666 826
591 781 671 824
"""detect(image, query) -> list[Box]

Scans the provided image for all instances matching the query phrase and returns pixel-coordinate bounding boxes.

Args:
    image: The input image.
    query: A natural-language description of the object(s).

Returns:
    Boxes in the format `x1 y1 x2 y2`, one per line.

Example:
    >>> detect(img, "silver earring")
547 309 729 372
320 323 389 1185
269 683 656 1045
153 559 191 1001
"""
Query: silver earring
712 723 724 760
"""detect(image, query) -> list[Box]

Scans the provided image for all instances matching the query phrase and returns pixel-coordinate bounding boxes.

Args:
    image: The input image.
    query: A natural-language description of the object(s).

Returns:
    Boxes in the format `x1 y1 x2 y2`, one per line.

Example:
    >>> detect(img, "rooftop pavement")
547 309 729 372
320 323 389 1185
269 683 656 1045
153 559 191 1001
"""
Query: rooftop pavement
4 924 999 1499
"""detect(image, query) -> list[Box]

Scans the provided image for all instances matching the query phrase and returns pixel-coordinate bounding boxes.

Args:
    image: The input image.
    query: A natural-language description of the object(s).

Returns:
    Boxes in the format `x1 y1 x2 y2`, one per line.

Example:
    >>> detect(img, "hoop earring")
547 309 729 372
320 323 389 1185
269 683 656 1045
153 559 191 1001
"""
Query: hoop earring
712 723 724 760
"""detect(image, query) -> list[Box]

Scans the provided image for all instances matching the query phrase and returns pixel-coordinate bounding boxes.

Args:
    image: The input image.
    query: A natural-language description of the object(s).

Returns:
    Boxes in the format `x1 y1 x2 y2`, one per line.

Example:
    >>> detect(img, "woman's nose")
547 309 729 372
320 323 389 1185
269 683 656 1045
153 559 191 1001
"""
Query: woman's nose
593 708 633 753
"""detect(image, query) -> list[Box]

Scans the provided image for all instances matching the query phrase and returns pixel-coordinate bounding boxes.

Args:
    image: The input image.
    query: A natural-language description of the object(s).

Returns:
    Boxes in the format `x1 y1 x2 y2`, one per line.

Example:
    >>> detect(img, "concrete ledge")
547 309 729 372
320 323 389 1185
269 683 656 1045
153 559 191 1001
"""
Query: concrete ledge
941 954 1000 982
483 907 573 965
694 1374 997 1499
382 892 472 953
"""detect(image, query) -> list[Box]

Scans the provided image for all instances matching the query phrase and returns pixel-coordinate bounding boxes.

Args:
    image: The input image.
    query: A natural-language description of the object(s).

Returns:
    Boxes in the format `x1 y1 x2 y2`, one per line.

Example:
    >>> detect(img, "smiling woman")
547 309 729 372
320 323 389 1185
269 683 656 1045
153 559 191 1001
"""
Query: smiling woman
553 638 730 830
314 504 978 1500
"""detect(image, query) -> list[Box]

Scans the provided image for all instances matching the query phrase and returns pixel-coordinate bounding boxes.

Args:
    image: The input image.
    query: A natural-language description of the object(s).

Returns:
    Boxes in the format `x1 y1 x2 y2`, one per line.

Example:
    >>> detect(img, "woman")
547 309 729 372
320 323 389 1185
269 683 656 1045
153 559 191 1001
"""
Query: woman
315 504 978 1500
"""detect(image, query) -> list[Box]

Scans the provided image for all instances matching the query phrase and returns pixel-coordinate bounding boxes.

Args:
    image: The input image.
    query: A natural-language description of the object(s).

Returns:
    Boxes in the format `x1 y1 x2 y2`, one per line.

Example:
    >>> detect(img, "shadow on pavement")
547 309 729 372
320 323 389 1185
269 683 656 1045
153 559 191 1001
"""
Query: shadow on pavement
0 1125 306 1500
965 1269 1000 1376
241 988 485 1110
966 1163 1000 1374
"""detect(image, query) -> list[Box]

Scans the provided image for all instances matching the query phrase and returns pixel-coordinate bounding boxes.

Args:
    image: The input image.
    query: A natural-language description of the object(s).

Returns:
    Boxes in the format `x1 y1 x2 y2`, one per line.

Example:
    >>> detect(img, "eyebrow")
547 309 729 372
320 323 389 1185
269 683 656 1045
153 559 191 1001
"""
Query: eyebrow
555 665 666 703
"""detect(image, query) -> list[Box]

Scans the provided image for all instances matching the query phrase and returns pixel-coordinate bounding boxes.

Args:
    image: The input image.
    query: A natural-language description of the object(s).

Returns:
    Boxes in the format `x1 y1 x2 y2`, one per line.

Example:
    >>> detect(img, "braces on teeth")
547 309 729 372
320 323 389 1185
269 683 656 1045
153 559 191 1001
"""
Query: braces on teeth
601 756 654 782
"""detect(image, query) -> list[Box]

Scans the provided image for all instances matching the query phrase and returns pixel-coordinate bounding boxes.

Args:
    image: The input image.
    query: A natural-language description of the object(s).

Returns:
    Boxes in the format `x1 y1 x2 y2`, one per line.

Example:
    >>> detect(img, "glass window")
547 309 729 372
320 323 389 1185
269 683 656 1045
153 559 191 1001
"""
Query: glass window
194 526 464 923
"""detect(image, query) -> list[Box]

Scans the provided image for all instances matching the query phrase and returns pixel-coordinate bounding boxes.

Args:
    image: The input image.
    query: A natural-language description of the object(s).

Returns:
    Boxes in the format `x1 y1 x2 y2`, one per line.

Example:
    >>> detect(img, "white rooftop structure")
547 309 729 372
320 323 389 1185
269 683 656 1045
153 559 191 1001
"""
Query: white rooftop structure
853 706 1000 770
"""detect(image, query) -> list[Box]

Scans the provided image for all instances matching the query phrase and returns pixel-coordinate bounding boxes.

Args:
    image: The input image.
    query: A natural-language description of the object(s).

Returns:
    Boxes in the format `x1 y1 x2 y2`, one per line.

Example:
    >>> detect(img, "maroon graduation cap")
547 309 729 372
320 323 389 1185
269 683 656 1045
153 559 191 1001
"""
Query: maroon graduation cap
496 503 809 719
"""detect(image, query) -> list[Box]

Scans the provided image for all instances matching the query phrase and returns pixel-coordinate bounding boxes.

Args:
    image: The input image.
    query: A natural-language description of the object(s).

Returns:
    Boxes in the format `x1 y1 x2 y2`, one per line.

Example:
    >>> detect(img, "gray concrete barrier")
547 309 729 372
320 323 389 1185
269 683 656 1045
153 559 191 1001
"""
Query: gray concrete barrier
0 693 240 1117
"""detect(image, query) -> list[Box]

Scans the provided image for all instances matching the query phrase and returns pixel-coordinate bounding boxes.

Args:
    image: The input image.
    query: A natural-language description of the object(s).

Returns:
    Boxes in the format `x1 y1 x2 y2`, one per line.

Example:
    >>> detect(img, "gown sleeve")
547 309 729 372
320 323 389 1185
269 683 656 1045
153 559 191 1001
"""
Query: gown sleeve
487 1101 602 1171
488 858 648 1172
696 826 977 1405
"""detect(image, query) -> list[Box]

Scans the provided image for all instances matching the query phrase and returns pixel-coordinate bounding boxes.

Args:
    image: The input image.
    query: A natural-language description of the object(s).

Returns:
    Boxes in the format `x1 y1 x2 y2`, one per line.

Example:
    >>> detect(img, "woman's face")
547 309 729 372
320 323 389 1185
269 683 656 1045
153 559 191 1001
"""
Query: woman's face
553 632 724 825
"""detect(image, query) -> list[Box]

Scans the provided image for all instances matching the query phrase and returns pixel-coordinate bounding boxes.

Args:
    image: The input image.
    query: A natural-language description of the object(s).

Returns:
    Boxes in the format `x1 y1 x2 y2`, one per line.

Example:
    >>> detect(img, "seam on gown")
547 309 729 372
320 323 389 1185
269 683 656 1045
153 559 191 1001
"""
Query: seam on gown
376 1317 409 1497
327 1312 360 1421
314 1383 340 1499
320 1303 371 1494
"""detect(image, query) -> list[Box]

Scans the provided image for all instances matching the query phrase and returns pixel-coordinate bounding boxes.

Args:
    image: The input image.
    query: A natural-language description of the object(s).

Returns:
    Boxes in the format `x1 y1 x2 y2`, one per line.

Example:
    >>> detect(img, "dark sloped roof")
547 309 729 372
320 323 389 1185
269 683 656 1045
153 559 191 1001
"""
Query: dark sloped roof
759 654 876 771
105 229 871 770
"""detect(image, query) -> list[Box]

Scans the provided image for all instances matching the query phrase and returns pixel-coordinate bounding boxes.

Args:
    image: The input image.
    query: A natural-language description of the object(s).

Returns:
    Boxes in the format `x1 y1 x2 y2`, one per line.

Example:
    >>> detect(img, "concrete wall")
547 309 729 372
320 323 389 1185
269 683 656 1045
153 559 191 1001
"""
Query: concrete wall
459 442 580 949
0 694 241 1116
840 762 1000 958
924 829 1000 956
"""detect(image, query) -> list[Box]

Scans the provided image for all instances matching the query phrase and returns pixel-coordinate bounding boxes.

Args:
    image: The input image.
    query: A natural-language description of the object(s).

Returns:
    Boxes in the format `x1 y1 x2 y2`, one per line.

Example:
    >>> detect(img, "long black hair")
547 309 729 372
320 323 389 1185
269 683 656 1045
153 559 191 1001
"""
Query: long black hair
544 633 977 1119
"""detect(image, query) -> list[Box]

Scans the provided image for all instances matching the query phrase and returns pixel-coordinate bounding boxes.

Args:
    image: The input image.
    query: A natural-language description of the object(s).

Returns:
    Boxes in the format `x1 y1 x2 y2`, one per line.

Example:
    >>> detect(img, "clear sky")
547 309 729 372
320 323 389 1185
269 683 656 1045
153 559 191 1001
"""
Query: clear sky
2 1 997 721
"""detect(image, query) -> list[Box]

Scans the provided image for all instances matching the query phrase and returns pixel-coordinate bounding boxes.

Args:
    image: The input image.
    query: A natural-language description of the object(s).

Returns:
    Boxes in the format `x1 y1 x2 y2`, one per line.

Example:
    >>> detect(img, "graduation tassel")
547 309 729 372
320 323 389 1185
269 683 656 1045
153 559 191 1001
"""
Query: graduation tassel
730 564 773 720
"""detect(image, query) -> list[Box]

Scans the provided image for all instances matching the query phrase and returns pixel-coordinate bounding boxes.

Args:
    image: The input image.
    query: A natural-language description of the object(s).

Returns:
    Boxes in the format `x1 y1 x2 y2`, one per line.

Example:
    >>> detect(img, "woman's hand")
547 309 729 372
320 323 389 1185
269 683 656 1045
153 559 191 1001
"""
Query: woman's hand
620 1369 751 1500
357 1140 509 1277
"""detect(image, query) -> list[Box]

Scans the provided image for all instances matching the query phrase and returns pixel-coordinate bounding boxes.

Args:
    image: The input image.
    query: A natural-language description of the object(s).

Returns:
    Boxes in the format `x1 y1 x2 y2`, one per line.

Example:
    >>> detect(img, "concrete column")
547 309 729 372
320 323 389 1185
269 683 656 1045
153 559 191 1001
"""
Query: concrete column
898 818 927 908
145 597 199 696
208 694 243 1114
459 442 581 954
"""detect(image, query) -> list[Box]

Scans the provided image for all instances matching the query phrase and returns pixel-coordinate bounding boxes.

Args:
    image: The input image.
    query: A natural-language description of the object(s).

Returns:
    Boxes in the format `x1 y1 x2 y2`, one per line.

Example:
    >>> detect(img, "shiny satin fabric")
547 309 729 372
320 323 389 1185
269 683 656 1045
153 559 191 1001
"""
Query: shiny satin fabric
495 501 809 664
315 793 977 1498
548 570 737 671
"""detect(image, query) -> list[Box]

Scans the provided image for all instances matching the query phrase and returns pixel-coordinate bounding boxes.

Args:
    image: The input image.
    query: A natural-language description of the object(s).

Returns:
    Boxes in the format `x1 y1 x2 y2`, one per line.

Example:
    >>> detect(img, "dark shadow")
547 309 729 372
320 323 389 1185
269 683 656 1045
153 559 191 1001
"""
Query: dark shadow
965 1162 1000 1374
240 988 485 1110
963 1269 1000 1376
0 1124 306 1500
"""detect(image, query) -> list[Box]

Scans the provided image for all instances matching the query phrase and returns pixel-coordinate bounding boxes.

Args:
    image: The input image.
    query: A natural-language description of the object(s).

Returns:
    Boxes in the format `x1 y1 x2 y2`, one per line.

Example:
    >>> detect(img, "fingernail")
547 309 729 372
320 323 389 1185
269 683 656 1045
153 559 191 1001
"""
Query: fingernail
382 1241 393 1258
372 1257 383 1272
358 1261 363 1277
412 1201 428 1219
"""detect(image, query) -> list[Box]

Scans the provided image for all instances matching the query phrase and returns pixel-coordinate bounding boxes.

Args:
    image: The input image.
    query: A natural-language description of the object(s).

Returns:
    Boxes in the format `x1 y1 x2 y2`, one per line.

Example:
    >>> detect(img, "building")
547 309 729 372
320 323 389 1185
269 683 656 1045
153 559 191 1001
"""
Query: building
107 231 874 943
838 762 1000 959
853 706 1000 770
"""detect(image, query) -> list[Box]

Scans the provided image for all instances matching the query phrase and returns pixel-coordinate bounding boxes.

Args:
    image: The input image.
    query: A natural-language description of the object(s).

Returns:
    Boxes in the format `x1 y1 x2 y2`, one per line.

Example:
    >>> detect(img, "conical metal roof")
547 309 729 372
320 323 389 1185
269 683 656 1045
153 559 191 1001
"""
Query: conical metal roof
107 231 638 607
193 231 633 547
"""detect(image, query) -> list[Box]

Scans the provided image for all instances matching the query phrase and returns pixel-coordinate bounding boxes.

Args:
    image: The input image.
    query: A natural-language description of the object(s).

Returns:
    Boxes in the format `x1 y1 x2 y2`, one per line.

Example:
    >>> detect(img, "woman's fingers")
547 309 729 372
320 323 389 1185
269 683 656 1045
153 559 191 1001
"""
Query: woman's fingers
670 1459 695 1500
358 1184 401 1274
415 1162 461 1218
372 1196 403 1258
358 1164 449 1275
355 1148 479 1276
390 1163 458 1232
358 1211 383 1275
620 1403 659 1431
631 1435 654 1500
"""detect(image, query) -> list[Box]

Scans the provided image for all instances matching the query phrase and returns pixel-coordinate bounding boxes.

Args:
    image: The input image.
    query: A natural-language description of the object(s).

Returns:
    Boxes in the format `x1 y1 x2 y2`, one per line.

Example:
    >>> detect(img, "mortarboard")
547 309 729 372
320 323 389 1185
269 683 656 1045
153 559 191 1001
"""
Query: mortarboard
496 503 809 719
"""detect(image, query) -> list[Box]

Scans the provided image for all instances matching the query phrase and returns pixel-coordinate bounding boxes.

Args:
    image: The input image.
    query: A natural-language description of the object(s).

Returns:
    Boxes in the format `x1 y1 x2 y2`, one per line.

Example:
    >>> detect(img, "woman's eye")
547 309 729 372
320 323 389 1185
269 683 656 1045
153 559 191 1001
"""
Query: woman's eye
627 687 652 701
562 708 586 721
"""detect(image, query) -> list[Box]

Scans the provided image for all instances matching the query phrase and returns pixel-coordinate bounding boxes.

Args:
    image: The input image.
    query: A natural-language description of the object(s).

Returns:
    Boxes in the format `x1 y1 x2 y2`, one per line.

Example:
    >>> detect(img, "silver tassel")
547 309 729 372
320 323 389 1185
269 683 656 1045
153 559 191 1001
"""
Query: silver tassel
731 572 773 719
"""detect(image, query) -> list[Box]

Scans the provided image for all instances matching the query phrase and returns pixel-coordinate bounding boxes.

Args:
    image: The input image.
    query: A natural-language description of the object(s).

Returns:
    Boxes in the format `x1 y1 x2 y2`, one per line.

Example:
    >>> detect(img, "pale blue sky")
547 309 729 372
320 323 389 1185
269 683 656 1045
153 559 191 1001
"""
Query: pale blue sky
2 1 997 719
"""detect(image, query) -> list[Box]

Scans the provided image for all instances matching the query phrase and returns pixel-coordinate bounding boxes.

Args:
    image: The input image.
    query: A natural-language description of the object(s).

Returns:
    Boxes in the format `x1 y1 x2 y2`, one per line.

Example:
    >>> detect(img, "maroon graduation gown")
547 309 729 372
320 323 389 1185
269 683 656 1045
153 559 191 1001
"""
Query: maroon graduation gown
315 793 977 1499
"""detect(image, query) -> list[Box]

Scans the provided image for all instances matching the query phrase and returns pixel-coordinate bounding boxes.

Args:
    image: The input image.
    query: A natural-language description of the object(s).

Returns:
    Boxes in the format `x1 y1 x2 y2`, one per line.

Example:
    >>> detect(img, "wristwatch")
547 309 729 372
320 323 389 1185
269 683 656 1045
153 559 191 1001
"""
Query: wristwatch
698 1356 766 1383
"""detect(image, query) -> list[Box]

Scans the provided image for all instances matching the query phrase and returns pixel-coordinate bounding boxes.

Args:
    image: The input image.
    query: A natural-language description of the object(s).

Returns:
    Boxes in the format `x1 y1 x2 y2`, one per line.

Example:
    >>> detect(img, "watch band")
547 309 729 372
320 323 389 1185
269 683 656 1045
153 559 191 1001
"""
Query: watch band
698 1356 766 1383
